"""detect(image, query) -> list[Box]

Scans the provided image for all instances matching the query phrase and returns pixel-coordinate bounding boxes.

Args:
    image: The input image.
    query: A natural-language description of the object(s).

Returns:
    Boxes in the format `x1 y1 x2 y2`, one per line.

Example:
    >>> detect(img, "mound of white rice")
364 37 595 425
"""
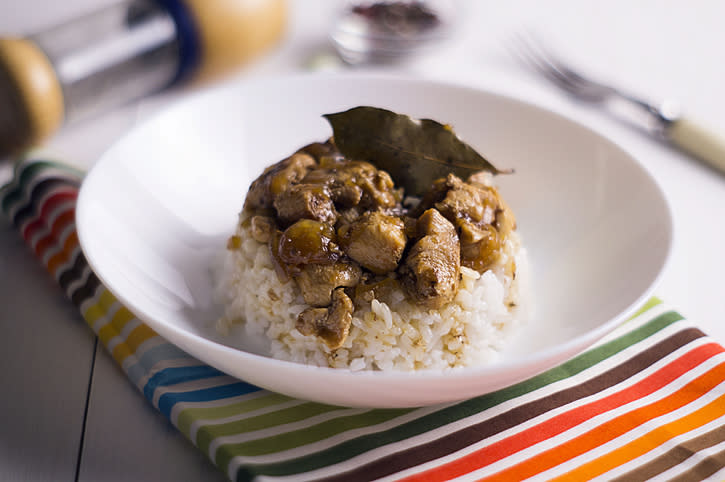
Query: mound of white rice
214 214 529 371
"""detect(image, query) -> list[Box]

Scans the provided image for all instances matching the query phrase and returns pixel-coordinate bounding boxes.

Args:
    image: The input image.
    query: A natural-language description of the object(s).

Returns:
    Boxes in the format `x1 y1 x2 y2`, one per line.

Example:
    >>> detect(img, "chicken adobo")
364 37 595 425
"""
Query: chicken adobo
236 140 515 349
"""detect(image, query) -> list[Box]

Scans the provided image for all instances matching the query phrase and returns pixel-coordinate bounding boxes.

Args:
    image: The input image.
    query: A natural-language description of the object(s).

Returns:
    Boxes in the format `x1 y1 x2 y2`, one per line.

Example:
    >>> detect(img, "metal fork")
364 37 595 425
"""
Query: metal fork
512 34 725 174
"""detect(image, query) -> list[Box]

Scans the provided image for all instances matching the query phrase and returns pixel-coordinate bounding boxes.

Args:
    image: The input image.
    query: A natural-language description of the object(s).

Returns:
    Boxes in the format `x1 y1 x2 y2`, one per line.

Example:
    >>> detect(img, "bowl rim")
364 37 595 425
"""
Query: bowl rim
76 71 674 403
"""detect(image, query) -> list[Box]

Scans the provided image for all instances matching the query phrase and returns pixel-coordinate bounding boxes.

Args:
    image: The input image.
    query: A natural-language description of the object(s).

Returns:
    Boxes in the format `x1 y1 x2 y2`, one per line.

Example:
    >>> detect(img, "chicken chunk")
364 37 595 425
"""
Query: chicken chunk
340 211 407 274
296 288 353 349
294 261 362 307
400 208 460 309
435 174 499 226
244 152 316 211
414 173 515 273
330 183 363 208
296 307 328 336
273 183 337 225
301 160 399 211
354 164 398 211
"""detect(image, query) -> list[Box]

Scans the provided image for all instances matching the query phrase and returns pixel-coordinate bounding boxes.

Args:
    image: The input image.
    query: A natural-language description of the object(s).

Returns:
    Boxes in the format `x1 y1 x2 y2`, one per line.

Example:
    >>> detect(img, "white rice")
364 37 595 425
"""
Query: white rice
214 214 529 371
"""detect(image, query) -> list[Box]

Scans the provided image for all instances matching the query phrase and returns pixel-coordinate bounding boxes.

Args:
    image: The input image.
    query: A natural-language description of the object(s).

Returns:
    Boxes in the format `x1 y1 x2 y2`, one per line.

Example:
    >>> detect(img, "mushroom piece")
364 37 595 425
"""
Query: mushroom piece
277 219 340 266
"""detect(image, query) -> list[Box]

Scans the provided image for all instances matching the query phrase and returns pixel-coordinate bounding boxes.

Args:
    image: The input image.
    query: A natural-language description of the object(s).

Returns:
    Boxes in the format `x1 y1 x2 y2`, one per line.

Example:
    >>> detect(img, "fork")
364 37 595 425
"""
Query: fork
512 34 725 174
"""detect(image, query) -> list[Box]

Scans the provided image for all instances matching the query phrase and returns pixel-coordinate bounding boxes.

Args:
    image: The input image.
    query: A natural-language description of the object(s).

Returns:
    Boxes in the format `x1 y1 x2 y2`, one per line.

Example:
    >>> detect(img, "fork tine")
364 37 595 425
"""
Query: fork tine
510 33 583 94
532 39 597 87
510 32 671 134
511 33 614 102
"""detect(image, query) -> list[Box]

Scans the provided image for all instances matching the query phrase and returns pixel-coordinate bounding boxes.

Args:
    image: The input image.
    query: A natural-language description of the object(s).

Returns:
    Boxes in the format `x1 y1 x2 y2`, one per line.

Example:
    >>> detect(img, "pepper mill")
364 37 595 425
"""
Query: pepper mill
0 0 287 157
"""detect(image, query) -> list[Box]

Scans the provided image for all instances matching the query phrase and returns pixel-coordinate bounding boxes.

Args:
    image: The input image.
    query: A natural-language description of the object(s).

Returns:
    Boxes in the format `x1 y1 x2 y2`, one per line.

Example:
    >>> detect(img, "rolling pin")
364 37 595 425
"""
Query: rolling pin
0 0 287 157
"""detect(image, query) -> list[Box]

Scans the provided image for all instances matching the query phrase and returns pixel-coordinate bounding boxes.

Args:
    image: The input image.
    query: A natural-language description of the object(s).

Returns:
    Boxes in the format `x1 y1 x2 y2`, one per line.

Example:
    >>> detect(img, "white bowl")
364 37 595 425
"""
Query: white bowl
76 73 672 408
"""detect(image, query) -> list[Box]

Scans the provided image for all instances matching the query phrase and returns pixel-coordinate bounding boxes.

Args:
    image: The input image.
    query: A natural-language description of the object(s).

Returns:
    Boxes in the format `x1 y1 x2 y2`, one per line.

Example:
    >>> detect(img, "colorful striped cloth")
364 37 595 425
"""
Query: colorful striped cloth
3 159 725 482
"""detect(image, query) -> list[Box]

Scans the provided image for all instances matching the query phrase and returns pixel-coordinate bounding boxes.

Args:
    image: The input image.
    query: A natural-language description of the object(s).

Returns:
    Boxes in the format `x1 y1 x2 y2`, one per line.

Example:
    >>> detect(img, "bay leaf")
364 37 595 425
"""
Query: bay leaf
323 106 511 196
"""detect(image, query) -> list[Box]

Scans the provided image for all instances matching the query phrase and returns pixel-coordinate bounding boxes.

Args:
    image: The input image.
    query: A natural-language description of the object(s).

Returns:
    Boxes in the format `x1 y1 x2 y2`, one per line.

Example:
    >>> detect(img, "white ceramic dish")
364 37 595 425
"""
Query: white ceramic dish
76 73 672 408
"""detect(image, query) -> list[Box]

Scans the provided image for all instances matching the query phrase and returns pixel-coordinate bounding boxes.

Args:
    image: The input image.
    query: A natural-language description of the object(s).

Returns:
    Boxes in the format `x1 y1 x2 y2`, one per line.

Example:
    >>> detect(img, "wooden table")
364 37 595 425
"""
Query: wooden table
2 1 724 480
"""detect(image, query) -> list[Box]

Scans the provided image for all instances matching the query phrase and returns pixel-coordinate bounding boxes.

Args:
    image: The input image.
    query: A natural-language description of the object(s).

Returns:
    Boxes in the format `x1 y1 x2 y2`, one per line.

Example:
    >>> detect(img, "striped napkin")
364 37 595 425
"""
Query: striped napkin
3 159 725 482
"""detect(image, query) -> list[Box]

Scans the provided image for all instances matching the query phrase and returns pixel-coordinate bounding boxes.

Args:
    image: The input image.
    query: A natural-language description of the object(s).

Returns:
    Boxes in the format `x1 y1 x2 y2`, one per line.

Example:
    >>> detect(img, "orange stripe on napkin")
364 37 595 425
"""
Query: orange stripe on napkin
46 231 78 275
485 358 725 481
554 391 725 480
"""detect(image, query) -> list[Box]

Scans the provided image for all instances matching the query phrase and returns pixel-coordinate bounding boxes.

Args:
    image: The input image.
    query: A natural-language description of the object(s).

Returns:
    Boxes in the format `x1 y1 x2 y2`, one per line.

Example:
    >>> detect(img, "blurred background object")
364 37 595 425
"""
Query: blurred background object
329 0 455 65
0 0 287 158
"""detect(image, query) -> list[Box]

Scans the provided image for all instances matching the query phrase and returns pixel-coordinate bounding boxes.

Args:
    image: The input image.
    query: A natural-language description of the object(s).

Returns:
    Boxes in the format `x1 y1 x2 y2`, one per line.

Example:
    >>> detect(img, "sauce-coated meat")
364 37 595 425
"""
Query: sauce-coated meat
241 141 515 349
302 159 399 211
339 211 407 274
244 152 315 211
400 208 460 309
294 261 362 307
296 288 353 349
273 183 337 226
414 173 515 272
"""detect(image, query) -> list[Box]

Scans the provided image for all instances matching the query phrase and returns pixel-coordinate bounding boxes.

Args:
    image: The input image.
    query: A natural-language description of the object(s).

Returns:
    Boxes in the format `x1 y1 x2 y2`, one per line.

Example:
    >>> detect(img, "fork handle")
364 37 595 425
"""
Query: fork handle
667 117 725 174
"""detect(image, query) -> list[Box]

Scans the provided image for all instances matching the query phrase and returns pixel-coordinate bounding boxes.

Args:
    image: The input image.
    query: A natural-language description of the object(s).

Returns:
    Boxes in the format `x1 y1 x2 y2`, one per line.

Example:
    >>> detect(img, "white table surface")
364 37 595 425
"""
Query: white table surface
1 1 724 480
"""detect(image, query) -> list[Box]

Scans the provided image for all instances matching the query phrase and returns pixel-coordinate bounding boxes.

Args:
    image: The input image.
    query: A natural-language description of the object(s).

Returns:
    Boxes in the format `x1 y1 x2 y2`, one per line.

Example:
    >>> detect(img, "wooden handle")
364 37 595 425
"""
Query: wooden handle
183 0 287 82
0 38 64 156
667 117 725 174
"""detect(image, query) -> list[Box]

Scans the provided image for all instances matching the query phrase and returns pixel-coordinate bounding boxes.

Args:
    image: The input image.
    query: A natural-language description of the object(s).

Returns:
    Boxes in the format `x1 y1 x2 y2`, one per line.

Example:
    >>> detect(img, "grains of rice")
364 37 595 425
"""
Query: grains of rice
214 213 529 371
